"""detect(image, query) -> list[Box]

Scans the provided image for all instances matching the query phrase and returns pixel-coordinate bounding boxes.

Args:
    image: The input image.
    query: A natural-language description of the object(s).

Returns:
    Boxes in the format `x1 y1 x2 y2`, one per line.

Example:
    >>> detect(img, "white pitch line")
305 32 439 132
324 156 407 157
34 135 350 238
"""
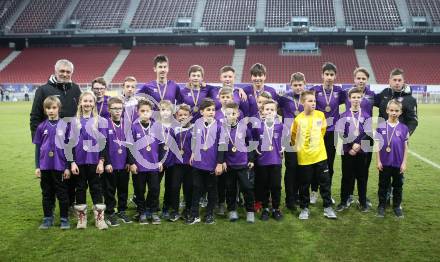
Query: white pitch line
409 150 440 170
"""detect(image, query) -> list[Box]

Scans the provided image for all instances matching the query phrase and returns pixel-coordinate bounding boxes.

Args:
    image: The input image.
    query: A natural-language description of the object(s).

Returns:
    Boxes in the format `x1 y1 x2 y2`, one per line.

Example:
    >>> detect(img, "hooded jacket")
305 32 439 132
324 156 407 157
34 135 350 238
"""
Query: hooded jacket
30 75 81 139
375 84 418 135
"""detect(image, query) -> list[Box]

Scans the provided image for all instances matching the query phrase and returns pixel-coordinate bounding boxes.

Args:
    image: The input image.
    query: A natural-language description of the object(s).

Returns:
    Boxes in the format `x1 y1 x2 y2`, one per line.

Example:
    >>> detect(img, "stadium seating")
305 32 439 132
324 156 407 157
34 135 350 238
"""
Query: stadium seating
0 46 120 83
243 45 358 84
265 0 336 28
131 0 197 29
71 0 130 30
367 45 440 84
0 48 12 62
11 0 69 33
343 0 402 30
406 0 440 26
112 45 234 83
201 0 257 30
0 0 19 29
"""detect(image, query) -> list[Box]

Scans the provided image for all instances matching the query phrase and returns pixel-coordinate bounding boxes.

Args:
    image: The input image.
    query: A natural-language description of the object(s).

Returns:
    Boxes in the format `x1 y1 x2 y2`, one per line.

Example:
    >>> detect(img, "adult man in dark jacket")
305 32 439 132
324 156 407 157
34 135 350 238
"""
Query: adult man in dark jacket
30 59 82 139
375 68 418 135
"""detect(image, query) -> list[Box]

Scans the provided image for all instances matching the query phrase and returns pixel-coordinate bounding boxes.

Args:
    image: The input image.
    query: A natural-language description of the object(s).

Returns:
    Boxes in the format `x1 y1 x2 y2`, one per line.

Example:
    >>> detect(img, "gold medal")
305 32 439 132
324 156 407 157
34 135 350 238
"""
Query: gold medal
83 145 88 151
232 146 237 153
193 106 198 112
385 122 399 154
180 149 185 155
268 145 273 151
294 110 300 116
203 146 208 151
164 145 169 151
117 148 123 154
48 151 54 157
325 106 331 112
146 145 151 151
386 146 391 153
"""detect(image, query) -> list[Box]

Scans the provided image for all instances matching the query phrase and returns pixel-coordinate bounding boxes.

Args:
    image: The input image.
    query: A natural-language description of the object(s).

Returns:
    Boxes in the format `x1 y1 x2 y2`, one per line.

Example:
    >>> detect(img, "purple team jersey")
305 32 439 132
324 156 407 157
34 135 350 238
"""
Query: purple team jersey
72 117 107 165
137 80 181 105
376 122 409 168
243 85 279 117
178 85 213 122
344 86 375 117
209 86 249 116
310 85 346 132
174 125 193 165
336 110 372 154
278 91 304 120
106 118 127 170
191 119 221 172
96 95 110 119
129 120 161 172
219 122 251 167
253 120 283 166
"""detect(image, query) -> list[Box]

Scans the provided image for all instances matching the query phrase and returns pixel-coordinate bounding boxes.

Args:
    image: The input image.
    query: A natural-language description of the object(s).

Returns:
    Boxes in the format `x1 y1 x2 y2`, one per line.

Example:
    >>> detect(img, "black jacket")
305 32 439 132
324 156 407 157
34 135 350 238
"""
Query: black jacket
374 85 418 135
30 75 81 139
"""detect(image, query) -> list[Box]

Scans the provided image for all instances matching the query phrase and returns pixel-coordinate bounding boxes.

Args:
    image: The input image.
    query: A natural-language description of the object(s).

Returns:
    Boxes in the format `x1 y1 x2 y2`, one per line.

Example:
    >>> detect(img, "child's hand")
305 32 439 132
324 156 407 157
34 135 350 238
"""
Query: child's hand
35 168 41 178
237 88 248 101
349 149 356 156
130 164 138 174
63 169 71 180
377 161 383 172
189 154 194 166
125 164 130 172
105 164 113 173
215 164 223 176
96 161 104 175
400 162 406 174
248 162 254 169
71 162 79 175
159 163 163 173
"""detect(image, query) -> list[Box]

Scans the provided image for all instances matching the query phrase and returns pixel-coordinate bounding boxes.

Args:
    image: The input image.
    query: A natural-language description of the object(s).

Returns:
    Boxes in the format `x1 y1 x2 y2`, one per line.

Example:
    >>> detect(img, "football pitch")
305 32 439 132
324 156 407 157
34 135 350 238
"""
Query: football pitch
0 102 439 261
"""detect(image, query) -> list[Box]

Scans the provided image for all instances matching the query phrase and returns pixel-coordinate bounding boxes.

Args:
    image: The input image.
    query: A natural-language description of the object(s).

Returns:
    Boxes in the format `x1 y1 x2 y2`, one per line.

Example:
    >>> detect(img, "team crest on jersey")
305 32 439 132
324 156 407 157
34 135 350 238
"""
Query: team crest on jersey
136 133 141 138
382 130 387 135
109 130 114 135
43 129 48 135
396 131 401 137
334 93 339 98
316 120 322 126
153 88 158 92
318 92 323 96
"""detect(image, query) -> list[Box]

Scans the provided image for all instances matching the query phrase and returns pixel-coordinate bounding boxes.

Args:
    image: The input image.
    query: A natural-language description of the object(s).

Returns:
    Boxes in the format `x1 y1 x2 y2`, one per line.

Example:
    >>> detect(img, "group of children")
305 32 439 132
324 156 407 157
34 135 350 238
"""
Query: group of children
33 57 409 230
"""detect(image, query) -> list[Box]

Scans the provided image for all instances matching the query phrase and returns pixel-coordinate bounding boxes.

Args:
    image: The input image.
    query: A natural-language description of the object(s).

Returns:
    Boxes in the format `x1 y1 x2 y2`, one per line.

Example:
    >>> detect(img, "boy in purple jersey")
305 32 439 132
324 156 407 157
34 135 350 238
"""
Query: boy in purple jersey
102 97 132 227
187 98 223 225
278 72 306 211
155 100 180 221
137 55 181 105
172 104 194 221
128 98 163 225
253 99 284 221
309 62 346 204
335 87 372 213
375 100 409 218
243 63 279 117
217 102 256 223
33 96 71 230
70 91 108 230
92 77 111 119
210 66 249 115
178 65 214 122
345 68 375 208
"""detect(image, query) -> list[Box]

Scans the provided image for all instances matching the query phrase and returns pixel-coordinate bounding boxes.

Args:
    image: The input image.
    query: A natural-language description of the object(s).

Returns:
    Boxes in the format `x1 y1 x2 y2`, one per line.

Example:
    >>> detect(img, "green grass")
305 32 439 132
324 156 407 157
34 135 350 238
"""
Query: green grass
1 102 439 261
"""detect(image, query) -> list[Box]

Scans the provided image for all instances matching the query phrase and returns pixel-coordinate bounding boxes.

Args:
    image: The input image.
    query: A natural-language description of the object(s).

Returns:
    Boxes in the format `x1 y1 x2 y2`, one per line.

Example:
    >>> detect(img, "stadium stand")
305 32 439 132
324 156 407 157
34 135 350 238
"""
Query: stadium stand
0 48 13 62
71 0 130 30
343 0 402 30
11 0 69 33
131 0 197 29
406 0 440 26
201 0 257 30
112 45 234 83
265 0 336 27
0 0 19 29
367 45 440 85
0 46 120 83
243 45 358 83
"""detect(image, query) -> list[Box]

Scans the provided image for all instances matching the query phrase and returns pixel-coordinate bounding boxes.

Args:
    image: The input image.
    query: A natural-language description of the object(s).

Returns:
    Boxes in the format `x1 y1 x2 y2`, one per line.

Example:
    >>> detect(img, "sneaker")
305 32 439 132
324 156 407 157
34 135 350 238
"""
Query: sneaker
204 214 215 224
161 209 170 220
310 191 318 204
260 209 270 221
216 203 226 216
346 195 355 207
117 211 133 224
139 213 148 225
360 205 370 213
151 213 161 225
336 203 347 212
393 207 404 218
377 206 385 218
323 207 337 219
299 208 310 220
169 212 180 222
246 212 255 223
181 209 189 221
39 216 54 229
60 217 70 230
229 211 239 222
186 216 201 225
272 209 283 221
105 214 120 227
